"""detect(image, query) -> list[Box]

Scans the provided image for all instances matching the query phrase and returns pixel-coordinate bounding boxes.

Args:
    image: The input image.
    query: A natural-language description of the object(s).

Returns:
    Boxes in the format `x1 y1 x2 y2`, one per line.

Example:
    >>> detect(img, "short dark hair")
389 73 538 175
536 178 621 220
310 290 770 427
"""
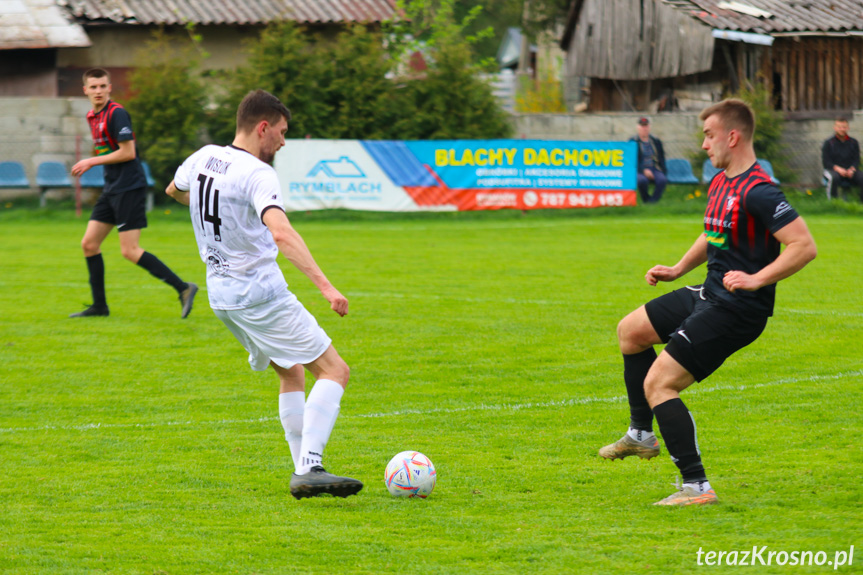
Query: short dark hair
699 98 755 141
236 90 292 134
835 116 849 124
82 68 110 84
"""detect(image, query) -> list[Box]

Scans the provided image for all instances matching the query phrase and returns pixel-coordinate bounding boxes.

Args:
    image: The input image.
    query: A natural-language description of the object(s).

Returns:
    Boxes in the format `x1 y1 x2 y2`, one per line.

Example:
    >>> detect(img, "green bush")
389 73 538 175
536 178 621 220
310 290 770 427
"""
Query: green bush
207 15 511 142
134 6 512 154
315 25 409 139
126 28 207 197
387 0 512 139
206 21 330 143
395 41 513 139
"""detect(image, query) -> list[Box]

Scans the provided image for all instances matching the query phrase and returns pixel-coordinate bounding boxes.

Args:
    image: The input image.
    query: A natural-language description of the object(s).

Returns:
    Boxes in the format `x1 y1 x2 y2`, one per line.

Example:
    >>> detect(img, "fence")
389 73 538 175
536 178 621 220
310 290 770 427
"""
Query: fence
0 98 91 202
511 112 862 187
2 98 859 202
481 70 517 114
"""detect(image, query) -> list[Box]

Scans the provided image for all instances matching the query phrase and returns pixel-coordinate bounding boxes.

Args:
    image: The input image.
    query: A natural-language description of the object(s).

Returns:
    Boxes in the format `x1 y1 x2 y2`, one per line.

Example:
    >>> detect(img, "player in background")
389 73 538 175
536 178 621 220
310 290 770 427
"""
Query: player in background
598 99 817 506
166 90 362 500
70 68 197 318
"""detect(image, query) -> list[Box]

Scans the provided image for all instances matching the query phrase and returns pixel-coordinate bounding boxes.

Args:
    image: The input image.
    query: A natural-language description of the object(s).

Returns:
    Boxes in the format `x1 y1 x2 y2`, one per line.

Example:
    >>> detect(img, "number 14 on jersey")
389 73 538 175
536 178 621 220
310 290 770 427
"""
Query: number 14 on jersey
196 173 223 241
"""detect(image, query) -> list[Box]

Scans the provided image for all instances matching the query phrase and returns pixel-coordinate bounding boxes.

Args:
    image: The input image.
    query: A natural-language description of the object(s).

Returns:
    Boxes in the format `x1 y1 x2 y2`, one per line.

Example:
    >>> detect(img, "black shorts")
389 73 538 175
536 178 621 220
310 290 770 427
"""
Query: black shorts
90 188 148 231
645 285 768 382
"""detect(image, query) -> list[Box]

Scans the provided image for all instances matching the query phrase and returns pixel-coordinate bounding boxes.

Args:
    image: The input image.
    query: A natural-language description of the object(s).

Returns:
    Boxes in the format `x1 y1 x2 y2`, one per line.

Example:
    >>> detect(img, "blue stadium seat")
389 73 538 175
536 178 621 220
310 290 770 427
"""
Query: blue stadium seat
141 161 155 187
757 159 780 185
0 161 31 188
36 161 73 207
822 169 853 199
701 159 721 184
665 158 699 184
141 161 155 212
78 164 105 188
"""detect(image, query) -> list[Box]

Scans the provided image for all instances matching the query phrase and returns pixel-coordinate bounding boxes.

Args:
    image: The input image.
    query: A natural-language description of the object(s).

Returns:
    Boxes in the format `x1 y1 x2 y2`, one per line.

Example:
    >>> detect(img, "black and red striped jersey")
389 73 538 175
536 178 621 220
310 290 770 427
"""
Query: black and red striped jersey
85 100 146 195
702 162 799 316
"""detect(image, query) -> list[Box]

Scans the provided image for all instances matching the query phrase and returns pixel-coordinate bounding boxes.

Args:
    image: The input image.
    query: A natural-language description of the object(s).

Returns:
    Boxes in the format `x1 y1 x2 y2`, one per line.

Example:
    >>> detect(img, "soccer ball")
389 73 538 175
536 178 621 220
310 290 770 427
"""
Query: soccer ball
384 451 437 498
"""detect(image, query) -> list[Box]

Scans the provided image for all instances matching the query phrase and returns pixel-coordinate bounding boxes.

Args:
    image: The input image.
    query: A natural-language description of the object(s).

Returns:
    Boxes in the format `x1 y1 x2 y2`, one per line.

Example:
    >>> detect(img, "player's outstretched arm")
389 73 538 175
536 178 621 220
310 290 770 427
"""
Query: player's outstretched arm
723 217 817 292
645 234 708 286
262 208 348 317
165 180 190 206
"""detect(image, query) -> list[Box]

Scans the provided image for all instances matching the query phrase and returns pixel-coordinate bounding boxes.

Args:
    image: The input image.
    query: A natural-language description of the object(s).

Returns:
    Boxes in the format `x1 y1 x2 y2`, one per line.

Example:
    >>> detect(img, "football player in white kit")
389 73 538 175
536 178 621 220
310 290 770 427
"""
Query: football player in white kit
166 90 362 500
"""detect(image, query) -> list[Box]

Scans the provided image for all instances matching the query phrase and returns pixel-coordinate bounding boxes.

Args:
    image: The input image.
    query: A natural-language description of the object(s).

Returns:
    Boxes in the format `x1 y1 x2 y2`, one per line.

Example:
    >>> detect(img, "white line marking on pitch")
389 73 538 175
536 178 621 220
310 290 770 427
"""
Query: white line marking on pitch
345 291 617 307
0 370 859 435
784 308 863 318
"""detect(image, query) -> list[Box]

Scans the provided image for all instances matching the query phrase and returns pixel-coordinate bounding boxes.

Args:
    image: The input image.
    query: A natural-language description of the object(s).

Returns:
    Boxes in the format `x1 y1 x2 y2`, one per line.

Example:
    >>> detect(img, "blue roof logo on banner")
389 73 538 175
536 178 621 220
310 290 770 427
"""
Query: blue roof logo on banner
307 157 365 178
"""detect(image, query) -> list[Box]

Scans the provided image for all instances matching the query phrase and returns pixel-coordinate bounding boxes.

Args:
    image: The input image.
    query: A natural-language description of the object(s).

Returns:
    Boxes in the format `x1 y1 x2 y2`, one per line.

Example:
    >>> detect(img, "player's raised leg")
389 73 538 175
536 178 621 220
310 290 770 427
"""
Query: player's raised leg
289 345 363 500
70 220 113 317
599 305 661 460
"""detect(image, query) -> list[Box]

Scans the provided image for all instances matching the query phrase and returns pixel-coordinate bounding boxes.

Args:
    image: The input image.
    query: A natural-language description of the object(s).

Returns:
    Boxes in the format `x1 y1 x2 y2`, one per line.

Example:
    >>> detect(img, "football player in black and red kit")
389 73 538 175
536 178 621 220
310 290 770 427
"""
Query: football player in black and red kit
599 99 817 506
69 68 197 318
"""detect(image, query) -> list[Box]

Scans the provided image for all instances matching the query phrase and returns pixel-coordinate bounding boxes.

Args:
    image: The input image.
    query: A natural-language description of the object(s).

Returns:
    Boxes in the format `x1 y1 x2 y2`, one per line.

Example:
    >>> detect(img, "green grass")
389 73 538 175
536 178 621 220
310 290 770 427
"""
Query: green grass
1 191 861 574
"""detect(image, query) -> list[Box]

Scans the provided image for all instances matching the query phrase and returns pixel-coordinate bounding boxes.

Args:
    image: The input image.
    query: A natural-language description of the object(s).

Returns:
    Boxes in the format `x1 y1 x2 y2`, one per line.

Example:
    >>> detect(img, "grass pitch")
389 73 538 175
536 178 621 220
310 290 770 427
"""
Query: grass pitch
1 192 861 574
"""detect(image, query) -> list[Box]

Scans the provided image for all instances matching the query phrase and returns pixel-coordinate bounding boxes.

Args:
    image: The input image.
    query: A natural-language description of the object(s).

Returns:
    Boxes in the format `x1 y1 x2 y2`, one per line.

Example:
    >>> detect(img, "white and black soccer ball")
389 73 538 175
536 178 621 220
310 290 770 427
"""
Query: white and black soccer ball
384 451 436 498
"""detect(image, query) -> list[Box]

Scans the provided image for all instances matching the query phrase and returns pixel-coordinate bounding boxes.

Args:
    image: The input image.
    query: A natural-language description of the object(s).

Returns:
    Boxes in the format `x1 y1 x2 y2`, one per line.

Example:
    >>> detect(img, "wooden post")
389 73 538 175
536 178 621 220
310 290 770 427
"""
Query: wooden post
75 134 82 218
852 39 861 110
799 43 806 110
517 0 532 77
780 44 789 112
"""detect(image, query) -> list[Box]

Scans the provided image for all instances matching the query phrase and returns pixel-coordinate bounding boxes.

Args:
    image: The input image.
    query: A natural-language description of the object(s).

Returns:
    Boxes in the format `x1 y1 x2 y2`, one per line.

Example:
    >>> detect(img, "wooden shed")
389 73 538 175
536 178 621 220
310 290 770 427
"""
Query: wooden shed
561 0 863 115
560 0 716 111
679 0 863 116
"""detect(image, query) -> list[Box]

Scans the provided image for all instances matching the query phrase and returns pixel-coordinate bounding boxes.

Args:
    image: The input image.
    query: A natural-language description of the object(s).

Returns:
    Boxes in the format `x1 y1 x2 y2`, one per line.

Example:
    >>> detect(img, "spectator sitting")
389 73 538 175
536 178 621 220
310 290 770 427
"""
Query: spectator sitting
822 117 863 201
631 117 667 203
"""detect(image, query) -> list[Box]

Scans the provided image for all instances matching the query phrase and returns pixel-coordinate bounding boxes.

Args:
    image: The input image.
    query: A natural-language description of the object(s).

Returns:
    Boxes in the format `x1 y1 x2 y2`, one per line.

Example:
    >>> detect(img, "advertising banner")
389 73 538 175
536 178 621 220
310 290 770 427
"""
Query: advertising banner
274 139 637 211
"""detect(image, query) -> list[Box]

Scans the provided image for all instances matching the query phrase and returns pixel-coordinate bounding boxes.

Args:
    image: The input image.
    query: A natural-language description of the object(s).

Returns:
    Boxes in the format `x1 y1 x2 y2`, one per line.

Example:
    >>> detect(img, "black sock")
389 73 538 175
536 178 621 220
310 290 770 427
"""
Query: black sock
86 254 107 307
624 348 656 431
136 251 187 294
653 397 707 483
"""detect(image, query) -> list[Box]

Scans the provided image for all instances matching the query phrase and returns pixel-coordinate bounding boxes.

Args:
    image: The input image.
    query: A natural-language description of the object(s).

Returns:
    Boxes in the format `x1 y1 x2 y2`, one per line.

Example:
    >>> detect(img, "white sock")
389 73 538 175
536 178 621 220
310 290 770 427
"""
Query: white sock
683 480 712 493
296 379 344 475
627 427 655 441
278 391 305 469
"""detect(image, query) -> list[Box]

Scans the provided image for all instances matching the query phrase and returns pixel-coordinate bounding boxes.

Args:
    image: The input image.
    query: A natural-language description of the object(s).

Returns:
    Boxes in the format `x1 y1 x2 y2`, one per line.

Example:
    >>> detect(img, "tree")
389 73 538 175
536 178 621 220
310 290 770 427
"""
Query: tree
315 25 408 140
207 21 327 143
205 1 512 144
436 0 571 62
389 0 513 139
735 82 793 183
397 41 513 139
126 27 207 195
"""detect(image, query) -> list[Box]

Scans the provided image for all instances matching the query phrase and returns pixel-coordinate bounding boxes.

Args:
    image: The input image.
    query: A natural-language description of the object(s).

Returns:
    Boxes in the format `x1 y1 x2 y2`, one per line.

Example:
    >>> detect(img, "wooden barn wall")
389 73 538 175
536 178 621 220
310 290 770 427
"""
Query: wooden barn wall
773 37 863 114
567 0 713 80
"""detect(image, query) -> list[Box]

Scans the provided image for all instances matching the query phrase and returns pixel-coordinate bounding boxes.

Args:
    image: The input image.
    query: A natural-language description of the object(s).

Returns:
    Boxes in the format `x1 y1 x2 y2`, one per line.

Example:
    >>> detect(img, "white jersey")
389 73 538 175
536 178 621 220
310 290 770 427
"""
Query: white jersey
174 144 288 310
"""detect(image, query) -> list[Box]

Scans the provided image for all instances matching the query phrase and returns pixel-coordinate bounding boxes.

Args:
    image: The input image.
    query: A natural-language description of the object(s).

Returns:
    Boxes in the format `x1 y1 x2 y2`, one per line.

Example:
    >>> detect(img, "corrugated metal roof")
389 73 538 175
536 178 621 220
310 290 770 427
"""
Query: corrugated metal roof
0 0 90 49
59 0 398 25
662 0 863 34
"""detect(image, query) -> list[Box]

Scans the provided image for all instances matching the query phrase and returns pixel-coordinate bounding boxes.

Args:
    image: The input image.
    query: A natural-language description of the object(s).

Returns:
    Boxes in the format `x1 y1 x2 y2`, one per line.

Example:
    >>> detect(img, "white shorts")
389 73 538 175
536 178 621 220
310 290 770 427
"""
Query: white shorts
214 291 332 371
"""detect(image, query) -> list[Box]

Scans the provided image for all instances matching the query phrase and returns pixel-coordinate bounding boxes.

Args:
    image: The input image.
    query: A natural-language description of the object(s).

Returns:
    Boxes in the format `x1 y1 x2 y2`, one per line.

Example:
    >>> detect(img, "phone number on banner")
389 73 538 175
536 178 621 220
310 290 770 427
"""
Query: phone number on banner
470 190 636 210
